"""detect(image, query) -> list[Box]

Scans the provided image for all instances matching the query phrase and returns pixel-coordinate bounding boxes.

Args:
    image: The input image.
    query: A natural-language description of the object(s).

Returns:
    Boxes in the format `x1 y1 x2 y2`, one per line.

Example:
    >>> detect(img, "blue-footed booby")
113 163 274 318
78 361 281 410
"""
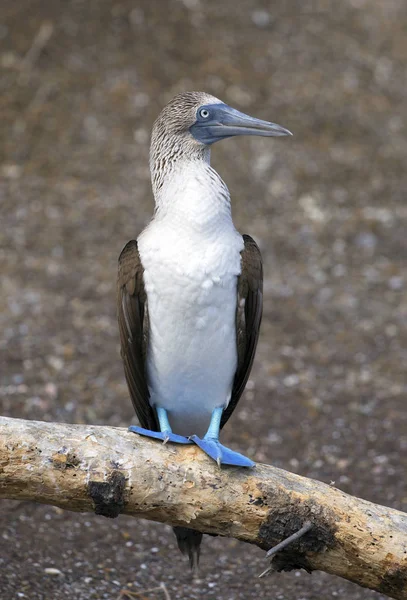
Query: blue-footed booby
117 91 291 566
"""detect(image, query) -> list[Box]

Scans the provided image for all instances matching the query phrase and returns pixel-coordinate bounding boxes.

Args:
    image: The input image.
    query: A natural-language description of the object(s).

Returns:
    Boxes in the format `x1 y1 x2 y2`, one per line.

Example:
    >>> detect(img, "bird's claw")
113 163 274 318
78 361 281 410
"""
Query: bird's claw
128 426 192 444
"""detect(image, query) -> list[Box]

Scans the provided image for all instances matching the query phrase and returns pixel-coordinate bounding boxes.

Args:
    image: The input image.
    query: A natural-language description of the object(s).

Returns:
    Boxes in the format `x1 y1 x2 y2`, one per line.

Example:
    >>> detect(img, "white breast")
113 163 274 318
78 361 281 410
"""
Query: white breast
138 163 244 436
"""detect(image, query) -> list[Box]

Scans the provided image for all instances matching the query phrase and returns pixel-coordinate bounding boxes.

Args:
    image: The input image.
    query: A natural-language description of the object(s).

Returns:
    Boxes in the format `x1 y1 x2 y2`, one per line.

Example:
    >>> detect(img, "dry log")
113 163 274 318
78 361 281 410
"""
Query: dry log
0 416 406 599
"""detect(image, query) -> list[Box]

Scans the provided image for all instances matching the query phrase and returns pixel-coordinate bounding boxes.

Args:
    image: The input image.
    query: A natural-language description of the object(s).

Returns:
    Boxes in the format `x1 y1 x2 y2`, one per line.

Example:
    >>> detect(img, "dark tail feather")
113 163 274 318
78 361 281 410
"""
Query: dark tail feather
173 526 203 571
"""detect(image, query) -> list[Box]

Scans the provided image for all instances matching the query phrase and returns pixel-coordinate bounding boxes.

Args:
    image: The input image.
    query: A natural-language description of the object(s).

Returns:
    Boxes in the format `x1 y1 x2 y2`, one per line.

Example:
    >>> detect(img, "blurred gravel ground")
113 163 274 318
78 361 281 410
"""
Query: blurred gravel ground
1 0 406 598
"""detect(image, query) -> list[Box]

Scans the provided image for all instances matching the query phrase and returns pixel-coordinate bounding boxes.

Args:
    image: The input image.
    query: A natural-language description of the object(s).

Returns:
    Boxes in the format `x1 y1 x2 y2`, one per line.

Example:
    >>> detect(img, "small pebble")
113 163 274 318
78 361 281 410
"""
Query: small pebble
251 10 271 27
44 568 63 576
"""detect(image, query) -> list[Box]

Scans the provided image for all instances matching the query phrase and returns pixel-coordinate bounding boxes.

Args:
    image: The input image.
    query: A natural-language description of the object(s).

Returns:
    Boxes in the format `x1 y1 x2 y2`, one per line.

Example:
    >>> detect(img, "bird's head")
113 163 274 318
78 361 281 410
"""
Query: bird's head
152 91 292 151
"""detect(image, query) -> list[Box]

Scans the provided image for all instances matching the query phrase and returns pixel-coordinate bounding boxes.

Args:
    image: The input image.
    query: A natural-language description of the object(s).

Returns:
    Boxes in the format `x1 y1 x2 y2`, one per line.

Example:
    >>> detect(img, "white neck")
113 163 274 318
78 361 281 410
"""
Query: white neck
151 155 233 237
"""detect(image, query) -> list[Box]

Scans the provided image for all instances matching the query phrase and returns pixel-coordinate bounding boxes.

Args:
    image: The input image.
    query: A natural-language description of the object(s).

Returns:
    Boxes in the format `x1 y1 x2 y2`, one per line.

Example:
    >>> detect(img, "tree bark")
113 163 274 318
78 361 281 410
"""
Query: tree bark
0 416 406 599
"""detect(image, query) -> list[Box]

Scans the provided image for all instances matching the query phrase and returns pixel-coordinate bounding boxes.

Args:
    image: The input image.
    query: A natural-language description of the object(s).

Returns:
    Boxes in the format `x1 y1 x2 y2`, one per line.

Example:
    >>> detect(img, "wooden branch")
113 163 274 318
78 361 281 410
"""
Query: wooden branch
0 417 406 599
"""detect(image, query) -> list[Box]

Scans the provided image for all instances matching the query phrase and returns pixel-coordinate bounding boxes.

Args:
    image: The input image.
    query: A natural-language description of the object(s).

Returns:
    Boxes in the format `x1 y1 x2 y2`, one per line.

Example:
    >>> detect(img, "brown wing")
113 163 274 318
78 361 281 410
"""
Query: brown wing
117 240 158 431
220 234 263 429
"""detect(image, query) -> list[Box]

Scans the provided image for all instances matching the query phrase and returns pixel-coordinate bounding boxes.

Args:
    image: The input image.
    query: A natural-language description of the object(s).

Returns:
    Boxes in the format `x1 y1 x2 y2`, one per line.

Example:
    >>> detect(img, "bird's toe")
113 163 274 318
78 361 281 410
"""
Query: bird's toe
128 426 192 444
190 435 254 467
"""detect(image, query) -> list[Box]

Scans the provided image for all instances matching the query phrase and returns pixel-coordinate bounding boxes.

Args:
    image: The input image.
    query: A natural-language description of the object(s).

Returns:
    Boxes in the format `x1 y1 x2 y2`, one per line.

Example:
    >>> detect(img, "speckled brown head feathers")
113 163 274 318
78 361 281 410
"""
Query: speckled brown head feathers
149 92 220 195
152 91 220 138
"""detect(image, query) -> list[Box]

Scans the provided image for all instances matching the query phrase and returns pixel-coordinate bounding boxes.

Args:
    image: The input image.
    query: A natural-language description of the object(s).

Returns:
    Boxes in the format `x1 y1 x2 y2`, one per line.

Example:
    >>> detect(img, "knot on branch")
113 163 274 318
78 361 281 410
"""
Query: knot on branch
378 564 407 598
88 470 127 518
257 486 338 573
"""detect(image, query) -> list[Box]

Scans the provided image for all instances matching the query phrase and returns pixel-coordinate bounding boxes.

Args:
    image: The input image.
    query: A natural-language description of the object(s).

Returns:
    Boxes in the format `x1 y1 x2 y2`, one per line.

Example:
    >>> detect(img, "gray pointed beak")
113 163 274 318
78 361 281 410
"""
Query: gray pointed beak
190 103 292 145
210 106 292 138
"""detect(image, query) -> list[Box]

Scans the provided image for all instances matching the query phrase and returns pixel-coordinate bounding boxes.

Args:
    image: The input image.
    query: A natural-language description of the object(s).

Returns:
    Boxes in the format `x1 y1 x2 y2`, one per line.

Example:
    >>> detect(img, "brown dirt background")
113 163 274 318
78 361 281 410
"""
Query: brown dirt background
1 0 406 598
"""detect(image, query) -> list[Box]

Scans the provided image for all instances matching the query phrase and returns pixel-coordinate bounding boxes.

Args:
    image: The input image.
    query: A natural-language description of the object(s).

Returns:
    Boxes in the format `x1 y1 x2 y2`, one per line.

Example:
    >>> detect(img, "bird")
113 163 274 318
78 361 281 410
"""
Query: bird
117 91 291 567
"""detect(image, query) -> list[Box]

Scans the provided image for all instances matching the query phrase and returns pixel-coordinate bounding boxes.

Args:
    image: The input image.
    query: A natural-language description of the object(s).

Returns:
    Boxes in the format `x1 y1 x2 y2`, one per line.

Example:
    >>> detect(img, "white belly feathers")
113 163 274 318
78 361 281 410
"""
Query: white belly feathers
138 219 244 437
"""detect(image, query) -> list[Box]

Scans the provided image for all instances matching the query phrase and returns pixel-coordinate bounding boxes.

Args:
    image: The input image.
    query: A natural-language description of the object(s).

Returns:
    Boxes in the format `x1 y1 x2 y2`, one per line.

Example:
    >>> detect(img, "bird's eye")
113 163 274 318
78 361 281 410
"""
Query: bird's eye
199 108 210 119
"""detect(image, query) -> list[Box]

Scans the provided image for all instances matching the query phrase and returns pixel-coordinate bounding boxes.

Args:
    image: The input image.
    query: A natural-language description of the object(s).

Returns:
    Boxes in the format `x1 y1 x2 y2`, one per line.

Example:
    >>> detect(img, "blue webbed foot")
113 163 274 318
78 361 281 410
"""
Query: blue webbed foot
189 435 255 467
128 426 192 445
